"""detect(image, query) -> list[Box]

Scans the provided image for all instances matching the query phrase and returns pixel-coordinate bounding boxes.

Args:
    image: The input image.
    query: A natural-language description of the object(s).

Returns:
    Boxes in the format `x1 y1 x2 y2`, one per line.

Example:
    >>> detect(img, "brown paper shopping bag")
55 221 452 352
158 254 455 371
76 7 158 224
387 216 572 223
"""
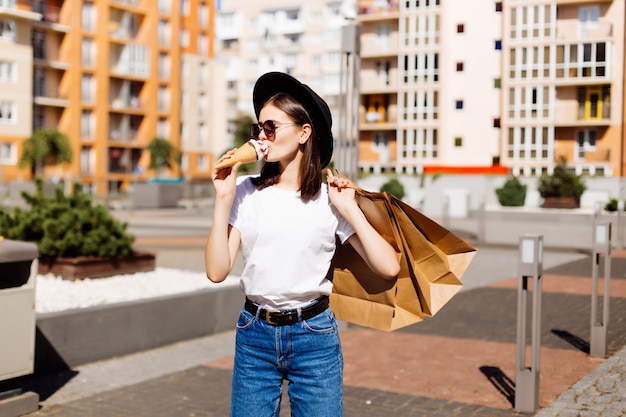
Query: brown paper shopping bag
330 187 477 331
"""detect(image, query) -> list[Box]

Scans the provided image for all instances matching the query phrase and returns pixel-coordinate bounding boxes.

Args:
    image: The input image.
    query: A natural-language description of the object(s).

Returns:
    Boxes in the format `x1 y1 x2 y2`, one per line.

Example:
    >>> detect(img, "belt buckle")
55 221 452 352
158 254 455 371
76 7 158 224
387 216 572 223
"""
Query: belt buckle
265 309 281 325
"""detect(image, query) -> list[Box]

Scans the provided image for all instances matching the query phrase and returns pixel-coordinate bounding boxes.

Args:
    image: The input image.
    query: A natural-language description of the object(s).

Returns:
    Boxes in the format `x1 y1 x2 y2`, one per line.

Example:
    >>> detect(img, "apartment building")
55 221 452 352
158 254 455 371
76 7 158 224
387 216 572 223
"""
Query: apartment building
0 0 221 197
357 0 503 175
357 0 625 178
502 0 625 177
0 2 39 184
215 0 349 145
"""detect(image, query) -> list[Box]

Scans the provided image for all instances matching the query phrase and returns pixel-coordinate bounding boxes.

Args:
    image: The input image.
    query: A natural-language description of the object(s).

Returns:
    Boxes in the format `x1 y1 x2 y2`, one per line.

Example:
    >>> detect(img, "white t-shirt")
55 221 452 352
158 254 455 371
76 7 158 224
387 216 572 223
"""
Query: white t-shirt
229 176 355 309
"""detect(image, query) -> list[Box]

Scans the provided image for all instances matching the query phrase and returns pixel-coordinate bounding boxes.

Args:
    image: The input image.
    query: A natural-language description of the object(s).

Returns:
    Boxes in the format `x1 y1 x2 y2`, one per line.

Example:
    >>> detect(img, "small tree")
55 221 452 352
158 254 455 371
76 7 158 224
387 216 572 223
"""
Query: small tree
380 178 405 199
222 113 257 174
19 128 73 177
148 137 179 177
495 176 527 207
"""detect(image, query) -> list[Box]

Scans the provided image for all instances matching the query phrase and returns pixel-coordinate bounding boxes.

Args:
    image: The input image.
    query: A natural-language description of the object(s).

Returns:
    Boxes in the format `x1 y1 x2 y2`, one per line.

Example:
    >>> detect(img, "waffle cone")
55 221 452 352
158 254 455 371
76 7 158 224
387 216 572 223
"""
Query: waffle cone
215 142 260 170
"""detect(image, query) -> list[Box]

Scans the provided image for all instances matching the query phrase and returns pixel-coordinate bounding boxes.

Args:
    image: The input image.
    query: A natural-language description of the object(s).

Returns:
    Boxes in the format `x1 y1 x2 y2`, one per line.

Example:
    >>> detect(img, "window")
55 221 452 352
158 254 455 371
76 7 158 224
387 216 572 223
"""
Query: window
0 0 16 8
454 137 463 147
457 24 464 33
81 110 93 138
181 0 190 15
199 3 208 27
495 40 502 50
198 34 208 55
82 37 95 66
82 1 95 31
575 129 597 161
158 53 170 79
33 105 44 130
456 62 464 72
81 74 94 103
180 29 189 47
494 78 501 88
579 6 599 26
455 100 463 109
158 20 170 46
495 2 502 12
0 101 14 122
0 142 16 164
80 146 94 174
493 118 501 128
0 60 14 82
198 154 208 171
0 20 16 41
158 0 170 14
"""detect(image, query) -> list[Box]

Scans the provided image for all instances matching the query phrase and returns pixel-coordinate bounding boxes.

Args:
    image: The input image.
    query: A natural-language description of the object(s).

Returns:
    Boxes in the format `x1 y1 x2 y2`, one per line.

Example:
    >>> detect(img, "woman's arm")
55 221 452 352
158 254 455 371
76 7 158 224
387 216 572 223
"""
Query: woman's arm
205 161 242 283
327 170 400 280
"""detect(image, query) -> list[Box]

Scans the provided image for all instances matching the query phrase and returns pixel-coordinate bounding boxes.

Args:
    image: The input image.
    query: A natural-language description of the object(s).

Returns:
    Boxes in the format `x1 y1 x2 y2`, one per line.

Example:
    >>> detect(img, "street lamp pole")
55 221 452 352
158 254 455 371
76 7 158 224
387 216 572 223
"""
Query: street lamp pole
337 22 361 181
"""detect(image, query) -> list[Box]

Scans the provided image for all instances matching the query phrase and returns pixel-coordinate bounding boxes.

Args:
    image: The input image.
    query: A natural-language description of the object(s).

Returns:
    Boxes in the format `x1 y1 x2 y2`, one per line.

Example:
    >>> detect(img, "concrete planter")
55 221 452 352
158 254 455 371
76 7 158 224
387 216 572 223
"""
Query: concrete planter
34 285 242 374
38 251 156 280
131 182 183 208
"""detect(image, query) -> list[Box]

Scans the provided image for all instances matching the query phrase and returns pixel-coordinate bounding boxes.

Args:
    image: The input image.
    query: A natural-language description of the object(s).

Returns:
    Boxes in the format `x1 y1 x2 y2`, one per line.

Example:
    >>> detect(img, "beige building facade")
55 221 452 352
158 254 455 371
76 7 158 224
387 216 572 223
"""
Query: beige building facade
215 0 349 147
502 0 625 177
356 0 625 178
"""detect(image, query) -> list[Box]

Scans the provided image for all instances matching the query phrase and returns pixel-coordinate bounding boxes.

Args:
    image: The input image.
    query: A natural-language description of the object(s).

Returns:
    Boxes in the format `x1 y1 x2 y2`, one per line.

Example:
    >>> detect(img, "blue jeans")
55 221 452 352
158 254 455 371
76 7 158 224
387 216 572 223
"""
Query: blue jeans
230 306 343 417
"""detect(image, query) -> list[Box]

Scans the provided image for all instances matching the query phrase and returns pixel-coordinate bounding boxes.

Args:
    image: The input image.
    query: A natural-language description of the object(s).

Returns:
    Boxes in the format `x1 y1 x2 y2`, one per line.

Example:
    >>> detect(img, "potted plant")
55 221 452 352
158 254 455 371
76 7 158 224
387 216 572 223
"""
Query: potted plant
537 157 586 209
132 138 183 208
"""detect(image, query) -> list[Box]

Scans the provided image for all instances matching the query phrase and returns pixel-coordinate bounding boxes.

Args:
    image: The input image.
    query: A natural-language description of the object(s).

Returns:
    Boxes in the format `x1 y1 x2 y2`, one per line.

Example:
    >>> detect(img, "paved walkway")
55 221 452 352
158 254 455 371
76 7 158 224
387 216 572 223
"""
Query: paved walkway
2 207 625 416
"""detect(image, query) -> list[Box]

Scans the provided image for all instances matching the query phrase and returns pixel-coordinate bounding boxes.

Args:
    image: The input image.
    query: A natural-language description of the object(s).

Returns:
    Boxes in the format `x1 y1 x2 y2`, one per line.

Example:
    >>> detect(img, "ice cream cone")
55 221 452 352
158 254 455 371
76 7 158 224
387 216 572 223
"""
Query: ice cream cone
215 140 267 170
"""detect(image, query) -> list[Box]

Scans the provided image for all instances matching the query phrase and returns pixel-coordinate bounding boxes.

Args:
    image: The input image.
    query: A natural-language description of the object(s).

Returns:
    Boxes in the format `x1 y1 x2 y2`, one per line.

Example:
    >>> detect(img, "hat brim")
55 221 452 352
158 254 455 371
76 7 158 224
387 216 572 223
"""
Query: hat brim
253 72 333 168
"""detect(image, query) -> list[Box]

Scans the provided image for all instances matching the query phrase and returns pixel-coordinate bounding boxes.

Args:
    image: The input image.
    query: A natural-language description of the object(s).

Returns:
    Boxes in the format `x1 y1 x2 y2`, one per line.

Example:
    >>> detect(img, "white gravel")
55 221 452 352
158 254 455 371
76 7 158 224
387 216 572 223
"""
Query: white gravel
35 267 240 314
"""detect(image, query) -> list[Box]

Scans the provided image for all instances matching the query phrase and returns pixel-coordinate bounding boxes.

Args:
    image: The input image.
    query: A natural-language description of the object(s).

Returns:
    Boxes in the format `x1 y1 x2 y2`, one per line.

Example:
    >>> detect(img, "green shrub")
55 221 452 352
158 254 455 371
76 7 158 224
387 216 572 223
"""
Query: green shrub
495 176 527 207
537 157 586 199
604 198 626 212
0 179 135 258
380 178 405 199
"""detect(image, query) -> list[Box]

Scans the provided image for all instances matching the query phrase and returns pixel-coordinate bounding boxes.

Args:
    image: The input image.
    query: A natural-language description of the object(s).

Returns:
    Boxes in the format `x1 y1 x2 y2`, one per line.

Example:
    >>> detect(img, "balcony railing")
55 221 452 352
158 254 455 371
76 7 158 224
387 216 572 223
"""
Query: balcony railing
556 21 612 41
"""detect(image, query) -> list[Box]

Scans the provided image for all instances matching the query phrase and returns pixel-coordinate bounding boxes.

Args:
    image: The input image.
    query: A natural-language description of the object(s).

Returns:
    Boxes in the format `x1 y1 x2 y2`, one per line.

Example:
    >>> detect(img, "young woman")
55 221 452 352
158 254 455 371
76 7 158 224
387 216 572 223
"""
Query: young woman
205 72 400 417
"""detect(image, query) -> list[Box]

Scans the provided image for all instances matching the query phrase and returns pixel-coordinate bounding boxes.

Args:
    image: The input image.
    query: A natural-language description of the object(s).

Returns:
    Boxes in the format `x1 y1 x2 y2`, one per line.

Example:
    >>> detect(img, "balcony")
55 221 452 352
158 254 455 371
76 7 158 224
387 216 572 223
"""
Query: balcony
553 101 611 127
109 9 142 41
556 21 612 41
110 43 150 78
358 1 400 22
33 85 69 107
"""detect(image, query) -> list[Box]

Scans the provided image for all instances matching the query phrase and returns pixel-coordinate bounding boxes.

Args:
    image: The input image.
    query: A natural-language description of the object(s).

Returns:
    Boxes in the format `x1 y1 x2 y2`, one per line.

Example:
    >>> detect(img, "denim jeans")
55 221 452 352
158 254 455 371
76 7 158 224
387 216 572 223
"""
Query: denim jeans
230 306 343 417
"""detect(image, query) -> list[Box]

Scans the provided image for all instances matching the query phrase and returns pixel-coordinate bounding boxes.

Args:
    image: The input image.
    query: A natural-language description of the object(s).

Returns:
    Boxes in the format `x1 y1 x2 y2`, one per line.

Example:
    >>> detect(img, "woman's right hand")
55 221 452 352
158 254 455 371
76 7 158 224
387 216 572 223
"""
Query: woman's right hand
212 150 241 201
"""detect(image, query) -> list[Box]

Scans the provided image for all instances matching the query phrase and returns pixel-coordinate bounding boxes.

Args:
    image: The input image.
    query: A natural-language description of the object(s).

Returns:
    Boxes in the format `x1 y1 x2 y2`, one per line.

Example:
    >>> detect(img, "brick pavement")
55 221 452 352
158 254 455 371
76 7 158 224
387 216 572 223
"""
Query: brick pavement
17 252 625 417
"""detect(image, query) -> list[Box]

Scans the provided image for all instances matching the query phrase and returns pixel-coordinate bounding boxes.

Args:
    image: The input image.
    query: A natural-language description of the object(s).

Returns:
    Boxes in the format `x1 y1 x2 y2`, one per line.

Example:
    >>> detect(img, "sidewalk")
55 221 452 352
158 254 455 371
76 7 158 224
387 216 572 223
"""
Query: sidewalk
2 208 625 416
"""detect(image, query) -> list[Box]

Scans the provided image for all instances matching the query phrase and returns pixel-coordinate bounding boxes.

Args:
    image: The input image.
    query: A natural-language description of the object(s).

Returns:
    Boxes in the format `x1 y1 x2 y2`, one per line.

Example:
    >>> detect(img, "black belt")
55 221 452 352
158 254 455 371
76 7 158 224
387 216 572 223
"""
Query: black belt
244 295 329 326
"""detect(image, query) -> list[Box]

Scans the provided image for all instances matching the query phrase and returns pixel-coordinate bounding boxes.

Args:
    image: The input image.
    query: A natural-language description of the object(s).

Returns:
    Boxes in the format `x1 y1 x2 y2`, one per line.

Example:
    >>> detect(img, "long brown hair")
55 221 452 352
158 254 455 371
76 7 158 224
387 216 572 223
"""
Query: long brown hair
251 93 322 201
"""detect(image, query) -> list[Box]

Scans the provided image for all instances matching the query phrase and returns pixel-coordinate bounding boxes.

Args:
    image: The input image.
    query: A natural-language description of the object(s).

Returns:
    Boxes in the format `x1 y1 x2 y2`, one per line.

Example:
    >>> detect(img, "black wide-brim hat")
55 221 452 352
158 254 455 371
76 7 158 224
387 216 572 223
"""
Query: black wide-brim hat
253 72 333 168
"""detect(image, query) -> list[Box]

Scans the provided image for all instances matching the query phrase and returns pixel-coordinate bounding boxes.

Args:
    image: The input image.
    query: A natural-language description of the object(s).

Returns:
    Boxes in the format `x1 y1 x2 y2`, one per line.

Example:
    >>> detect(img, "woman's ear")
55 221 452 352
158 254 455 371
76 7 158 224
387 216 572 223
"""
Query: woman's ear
299 124 312 145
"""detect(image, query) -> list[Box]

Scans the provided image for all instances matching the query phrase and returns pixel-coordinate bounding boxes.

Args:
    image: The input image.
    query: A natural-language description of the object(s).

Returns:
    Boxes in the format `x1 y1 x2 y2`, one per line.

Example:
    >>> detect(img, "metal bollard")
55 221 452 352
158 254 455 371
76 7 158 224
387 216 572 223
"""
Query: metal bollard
590 221 611 358
442 195 450 228
477 197 486 244
515 234 543 413
617 200 624 250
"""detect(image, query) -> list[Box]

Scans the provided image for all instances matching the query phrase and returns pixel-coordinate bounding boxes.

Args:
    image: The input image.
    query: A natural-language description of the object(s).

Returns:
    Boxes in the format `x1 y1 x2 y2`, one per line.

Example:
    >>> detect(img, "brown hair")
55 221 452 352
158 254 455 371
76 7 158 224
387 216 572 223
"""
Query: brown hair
251 93 322 201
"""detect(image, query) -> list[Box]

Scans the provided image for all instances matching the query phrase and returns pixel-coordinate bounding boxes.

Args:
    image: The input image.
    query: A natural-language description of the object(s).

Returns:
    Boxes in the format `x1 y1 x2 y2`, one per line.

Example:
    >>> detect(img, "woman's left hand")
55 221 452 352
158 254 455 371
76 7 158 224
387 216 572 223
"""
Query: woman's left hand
326 169 357 213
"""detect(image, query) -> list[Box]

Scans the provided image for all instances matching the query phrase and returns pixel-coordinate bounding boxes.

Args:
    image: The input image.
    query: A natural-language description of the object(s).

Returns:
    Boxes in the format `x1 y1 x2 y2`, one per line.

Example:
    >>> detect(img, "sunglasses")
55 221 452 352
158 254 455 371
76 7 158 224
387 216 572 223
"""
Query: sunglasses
250 120 296 139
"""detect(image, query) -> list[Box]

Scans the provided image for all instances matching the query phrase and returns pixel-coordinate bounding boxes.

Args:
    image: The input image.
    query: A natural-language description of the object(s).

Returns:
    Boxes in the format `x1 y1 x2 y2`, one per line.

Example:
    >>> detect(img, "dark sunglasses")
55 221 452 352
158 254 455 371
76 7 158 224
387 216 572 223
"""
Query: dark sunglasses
250 120 296 139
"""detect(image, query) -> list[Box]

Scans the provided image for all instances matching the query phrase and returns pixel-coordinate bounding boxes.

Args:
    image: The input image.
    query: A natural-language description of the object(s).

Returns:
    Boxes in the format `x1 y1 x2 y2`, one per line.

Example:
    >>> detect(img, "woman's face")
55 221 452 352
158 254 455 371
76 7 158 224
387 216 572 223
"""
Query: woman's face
258 104 310 165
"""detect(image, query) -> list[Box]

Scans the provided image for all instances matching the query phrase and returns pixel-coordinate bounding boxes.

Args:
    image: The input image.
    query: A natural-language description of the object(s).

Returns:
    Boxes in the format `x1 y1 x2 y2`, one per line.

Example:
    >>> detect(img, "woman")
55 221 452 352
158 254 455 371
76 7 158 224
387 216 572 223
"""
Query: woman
205 72 400 417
